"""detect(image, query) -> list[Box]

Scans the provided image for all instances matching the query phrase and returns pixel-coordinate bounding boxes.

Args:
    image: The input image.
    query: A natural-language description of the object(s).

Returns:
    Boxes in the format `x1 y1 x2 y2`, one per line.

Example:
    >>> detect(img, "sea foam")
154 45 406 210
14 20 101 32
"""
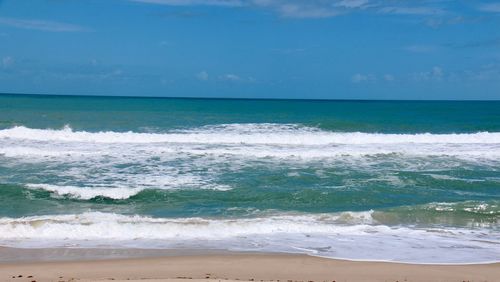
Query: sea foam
26 184 143 200
1 124 499 145
1 124 499 162
0 211 498 264
2 124 499 200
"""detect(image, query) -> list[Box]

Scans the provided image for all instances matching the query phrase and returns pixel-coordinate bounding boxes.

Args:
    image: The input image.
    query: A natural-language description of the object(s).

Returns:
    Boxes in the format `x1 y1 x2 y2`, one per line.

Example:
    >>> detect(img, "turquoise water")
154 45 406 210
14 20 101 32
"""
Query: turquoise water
0 94 499 263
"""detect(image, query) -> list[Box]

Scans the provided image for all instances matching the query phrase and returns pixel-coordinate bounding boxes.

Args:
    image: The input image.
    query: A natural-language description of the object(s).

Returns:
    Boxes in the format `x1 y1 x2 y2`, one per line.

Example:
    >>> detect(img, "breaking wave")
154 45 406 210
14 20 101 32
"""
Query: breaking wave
0 211 498 263
1 124 500 145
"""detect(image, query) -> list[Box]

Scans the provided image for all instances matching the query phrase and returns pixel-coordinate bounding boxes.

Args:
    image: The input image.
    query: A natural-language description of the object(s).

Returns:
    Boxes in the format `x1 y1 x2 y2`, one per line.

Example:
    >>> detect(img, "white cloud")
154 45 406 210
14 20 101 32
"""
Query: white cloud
479 3 500 13
251 0 372 19
219 73 241 81
351 73 376 83
424 16 471 29
431 66 443 78
132 0 445 19
412 66 444 81
99 69 123 80
217 73 256 82
196 70 209 80
161 78 174 84
379 6 444 16
404 45 436 53
159 40 171 46
335 0 370 9
129 0 499 20
351 73 395 83
383 74 395 81
277 4 339 18
2 56 13 68
24 68 127 82
131 0 244 7
0 17 89 32
460 64 500 81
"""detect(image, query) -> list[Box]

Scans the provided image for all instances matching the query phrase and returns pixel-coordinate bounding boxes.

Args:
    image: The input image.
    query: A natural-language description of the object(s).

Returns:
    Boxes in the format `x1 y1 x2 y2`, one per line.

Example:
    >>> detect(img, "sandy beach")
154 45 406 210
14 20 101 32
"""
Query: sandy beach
0 248 498 282
2 0 500 279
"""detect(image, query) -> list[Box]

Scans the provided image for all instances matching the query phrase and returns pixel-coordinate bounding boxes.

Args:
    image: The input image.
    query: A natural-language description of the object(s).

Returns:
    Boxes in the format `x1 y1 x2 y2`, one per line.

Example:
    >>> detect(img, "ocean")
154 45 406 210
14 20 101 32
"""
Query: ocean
0 94 499 263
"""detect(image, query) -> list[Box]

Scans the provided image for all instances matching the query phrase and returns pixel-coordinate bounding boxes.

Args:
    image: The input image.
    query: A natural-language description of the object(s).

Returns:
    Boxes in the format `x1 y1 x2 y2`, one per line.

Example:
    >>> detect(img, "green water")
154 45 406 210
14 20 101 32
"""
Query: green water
0 94 498 262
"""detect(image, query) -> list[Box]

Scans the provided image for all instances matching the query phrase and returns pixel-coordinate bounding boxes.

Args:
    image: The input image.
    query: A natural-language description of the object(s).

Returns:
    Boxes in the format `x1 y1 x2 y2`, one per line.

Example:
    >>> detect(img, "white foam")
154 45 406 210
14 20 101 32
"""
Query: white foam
1 125 499 163
0 212 498 263
1 125 499 145
26 184 143 200
1 124 498 201
0 212 373 239
25 182 231 200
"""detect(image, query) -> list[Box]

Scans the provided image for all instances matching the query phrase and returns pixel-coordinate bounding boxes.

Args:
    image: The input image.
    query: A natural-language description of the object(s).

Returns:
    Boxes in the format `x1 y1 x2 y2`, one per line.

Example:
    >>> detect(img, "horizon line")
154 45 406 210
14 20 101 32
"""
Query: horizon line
1 92 499 102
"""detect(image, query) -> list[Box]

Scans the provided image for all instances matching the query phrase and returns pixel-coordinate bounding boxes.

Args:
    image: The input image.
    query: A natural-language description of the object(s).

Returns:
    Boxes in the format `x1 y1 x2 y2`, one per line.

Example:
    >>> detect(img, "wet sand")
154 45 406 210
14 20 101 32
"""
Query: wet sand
0 248 498 282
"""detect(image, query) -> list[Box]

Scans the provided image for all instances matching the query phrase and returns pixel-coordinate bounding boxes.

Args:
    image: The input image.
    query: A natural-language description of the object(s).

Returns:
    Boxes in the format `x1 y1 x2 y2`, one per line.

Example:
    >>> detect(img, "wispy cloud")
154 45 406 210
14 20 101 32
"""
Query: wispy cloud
218 73 255 82
409 64 500 83
383 74 395 81
411 66 444 81
155 10 208 19
2 56 13 68
423 15 483 29
196 70 209 80
478 3 500 13
48 68 125 81
404 45 437 53
350 73 395 83
335 0 371 9
238 0 373 19
131 0 244 7
130 0 455 19
99 69 124 80
0 17 90 32
351 73 376 83
379 6 444 16
446 37 500 49
159 40 172 46
461 64 500 81
350 64 500 85
219 73 241 81
277 3 339 18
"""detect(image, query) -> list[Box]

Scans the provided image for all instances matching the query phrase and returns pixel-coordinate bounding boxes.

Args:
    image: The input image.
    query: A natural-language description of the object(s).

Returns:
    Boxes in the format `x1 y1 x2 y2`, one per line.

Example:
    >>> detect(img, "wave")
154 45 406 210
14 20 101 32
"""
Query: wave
0 211 498 263
7 183 500 229
0 211 376 239
25 183 231 200
26 184 144 200
1 125 499 145
2 125 499 162
372 201 499 228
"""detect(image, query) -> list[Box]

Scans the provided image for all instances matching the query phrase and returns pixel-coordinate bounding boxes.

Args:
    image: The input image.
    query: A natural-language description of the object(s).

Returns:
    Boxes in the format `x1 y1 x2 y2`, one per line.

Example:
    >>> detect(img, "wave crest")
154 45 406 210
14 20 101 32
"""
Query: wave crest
1 125 499 145
0 211 498 263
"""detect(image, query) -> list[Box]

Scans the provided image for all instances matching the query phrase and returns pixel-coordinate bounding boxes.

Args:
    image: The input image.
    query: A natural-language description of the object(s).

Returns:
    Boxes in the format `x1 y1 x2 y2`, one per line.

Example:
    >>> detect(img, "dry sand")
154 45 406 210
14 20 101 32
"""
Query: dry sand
0 249 498 282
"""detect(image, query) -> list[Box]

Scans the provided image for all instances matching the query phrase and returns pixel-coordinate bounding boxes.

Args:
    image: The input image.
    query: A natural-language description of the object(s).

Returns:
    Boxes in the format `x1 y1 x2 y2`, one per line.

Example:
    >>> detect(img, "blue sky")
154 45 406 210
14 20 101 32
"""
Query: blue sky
0 0 499 99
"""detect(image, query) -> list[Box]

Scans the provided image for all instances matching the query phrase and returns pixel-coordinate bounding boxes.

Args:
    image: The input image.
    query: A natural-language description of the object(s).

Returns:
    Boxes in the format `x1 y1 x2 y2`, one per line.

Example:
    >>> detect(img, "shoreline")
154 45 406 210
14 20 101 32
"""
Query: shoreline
1 246 498 265
0 248 499 282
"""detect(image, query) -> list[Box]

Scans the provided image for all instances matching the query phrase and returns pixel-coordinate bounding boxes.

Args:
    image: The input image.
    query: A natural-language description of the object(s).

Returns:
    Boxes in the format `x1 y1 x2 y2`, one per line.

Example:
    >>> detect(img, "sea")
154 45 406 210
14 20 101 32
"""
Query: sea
0 94 499 264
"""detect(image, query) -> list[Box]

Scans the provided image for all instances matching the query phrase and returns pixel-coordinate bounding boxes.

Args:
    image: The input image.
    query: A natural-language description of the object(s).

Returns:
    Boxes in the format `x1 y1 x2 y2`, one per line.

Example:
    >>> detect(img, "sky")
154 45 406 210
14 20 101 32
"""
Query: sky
0 0 500 100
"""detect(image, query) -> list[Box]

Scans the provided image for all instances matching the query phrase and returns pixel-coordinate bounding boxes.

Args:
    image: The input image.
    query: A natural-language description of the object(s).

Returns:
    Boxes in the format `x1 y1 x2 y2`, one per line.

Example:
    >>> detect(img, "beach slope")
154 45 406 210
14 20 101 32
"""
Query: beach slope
0 253 498 282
